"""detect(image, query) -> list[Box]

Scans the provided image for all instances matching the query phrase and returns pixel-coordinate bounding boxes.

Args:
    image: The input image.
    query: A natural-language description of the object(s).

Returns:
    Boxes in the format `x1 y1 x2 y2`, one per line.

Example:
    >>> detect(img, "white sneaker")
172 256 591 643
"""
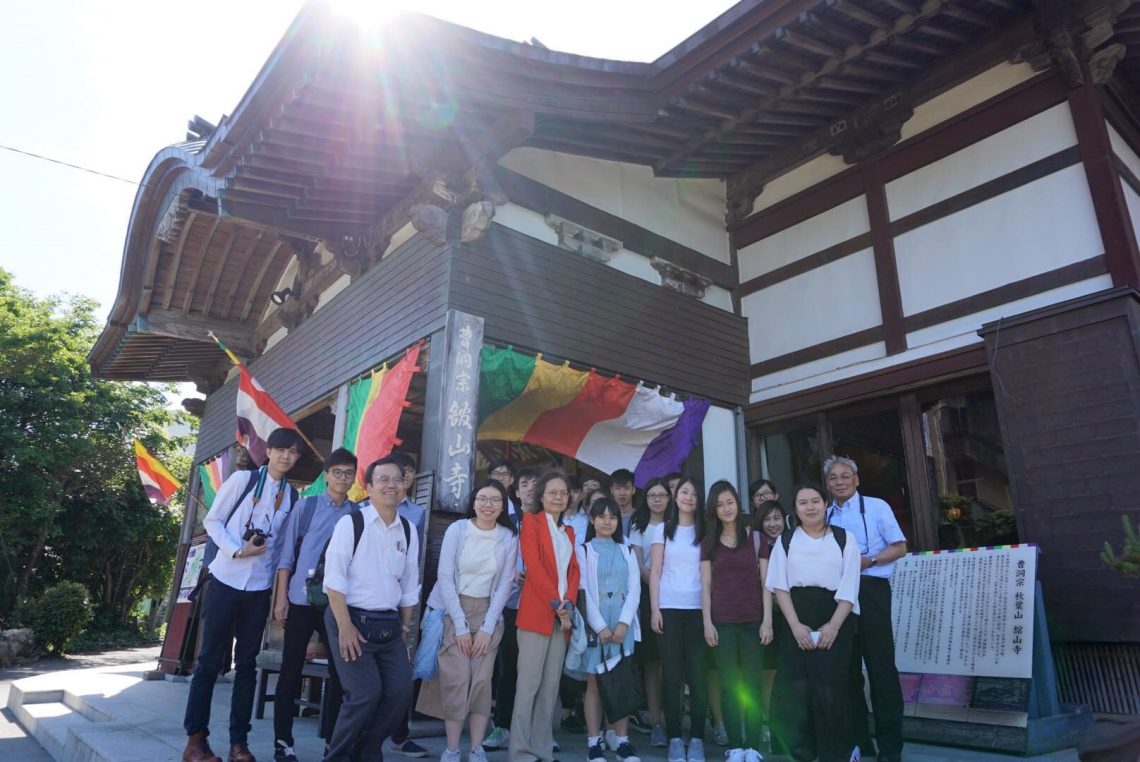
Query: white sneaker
439 749 461 762
668 737 687 762
724 750 746 762
687 738 707 762
482 726 510 749
742 749 764 762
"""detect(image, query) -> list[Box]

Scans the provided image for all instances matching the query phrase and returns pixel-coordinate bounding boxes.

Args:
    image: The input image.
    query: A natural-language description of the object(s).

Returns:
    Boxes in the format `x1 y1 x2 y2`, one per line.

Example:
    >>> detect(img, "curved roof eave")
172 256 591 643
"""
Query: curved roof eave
89 141 220 374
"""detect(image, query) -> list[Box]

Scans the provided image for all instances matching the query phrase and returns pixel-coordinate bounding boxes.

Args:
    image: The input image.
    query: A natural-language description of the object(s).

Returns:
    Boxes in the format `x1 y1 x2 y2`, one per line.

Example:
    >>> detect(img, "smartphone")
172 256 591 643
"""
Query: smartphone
810 630 821 646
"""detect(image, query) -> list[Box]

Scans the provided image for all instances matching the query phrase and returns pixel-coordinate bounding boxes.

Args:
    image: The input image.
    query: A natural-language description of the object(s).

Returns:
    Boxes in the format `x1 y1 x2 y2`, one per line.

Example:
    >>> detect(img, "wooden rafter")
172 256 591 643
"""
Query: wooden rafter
180 217 222 313
160 211 197 311
654 0 951 173
240 235 277 321
200 225 241 317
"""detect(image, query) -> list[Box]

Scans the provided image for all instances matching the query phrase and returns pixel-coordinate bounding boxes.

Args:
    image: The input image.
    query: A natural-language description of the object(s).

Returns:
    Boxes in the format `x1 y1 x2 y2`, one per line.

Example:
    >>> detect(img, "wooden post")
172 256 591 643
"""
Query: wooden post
899 392 938 551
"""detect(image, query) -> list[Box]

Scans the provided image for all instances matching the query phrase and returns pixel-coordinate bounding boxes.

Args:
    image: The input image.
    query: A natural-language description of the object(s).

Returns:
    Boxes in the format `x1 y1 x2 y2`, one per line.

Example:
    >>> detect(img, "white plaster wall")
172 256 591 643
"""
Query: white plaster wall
1109 123 1140 180
751 152 850 214
493 202 735 311
749 275 1112 405
894 165 1104 316
315 273 351 312
499 147 731 264
886 103 1078 220
737 195 870 283
900 62 1038 142
701 404 741 488
740 248 881 363
1122 182 1140 240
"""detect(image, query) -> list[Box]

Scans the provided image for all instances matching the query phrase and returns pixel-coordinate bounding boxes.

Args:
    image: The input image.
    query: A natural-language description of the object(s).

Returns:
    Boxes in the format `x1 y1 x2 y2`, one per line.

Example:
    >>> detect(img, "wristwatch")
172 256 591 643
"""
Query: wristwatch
869 557 878 567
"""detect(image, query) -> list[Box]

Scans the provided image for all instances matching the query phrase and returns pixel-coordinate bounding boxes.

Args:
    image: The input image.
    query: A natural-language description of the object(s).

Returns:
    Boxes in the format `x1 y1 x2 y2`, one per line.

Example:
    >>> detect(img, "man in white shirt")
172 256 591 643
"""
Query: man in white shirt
824 456 908 762
323 456 421 762
182 428 302 762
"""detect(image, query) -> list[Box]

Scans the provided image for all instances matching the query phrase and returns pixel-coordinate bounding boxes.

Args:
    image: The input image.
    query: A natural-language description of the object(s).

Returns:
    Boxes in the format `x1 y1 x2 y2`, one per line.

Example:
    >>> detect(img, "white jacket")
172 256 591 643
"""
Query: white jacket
426 520 518 636
575 540 641 643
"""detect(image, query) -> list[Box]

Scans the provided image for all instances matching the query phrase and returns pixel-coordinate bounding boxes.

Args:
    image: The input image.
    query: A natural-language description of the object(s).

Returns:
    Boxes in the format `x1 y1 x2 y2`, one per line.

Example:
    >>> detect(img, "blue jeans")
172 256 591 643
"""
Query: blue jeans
183 579 271 744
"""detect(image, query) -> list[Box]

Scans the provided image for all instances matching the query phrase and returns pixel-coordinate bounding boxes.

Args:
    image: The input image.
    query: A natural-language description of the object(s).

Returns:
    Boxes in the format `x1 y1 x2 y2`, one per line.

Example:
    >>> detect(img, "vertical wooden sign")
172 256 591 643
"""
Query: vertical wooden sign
435 311 484 513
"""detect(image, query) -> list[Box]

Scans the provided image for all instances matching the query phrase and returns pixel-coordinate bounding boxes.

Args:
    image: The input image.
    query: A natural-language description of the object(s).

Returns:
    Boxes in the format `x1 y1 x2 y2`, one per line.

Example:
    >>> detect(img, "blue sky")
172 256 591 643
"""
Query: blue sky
0 0 734 339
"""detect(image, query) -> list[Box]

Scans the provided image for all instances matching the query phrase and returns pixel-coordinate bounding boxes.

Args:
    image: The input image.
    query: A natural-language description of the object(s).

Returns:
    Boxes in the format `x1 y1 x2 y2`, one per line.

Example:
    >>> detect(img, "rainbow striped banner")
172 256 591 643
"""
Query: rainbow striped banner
134 440 181 504
908 543 1036 556
197 450 229 508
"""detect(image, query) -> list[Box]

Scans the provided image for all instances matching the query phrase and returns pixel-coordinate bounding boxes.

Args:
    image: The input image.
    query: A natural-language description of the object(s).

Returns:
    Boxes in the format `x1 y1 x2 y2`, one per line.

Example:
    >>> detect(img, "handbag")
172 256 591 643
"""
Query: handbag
596 642 644 720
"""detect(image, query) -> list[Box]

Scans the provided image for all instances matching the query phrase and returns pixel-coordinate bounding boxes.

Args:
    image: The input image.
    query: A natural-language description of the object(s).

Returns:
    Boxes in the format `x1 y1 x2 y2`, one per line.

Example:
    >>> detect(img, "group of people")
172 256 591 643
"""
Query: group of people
179 426 909 762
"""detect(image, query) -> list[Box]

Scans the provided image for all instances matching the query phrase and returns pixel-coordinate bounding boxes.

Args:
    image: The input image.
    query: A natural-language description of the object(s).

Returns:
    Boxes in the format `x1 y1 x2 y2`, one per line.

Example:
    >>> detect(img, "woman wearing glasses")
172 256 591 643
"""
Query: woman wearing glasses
627 477 672 746
510 469 582 762
418 479 519 762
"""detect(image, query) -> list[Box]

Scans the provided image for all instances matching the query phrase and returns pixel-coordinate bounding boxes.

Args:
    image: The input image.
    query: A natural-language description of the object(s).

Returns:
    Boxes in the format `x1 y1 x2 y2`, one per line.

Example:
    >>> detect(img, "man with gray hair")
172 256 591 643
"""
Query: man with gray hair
824 455 907 762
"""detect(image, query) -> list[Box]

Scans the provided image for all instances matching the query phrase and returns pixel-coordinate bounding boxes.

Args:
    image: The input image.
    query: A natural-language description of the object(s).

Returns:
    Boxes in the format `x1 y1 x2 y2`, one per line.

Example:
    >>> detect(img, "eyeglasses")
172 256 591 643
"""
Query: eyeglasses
647 492 669 500
544 490 569 498
328 468 356 480
755 490 776 500
826 473 855 483
371 475 399 486
474 496 504 505
490 469 512 478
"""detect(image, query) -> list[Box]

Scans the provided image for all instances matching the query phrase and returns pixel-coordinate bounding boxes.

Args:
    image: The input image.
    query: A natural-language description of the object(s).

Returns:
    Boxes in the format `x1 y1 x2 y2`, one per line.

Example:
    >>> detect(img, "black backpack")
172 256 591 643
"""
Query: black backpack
780 525 847 556
305 511 411 608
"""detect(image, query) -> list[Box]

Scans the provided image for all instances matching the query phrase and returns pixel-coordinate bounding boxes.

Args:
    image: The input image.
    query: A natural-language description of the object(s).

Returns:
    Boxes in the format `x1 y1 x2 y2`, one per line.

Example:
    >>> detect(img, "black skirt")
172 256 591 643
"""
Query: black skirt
769 586 857 762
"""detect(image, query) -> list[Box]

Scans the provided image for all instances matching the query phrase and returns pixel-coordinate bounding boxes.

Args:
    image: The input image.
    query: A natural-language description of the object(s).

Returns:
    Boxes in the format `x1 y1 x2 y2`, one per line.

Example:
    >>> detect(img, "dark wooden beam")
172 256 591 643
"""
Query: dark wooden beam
130 308 256 357
180 217 222 313
1068 63 1140 289
240 239 284 321
863 162 906 355
200 226 240 317
160 211 197 311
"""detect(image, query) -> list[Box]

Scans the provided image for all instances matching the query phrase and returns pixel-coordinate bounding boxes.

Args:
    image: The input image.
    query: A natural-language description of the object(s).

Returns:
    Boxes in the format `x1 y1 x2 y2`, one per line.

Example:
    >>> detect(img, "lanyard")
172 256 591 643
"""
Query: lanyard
829 493 871 556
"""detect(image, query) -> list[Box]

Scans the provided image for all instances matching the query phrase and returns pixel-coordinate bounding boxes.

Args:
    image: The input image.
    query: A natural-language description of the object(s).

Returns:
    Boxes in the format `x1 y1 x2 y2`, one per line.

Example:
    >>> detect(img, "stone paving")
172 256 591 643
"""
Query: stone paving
0 649 1086 761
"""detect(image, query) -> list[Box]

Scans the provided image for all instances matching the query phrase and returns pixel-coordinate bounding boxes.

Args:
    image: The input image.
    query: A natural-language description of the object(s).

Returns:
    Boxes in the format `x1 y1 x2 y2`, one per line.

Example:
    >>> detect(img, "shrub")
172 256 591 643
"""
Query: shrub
21 582 94 655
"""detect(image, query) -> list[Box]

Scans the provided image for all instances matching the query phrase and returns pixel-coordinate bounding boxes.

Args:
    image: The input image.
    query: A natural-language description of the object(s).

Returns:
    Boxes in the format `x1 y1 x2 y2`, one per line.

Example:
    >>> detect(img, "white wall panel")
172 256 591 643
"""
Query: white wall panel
900 62 1038 142
894 165 1103 316
741 248 880 362
1122 182 1140 241
1108 123 1140 180
751 341 887 399
886 103 1078 221
702 404 741 488
737 195 869 282
751 153 850 214
499 147 730 264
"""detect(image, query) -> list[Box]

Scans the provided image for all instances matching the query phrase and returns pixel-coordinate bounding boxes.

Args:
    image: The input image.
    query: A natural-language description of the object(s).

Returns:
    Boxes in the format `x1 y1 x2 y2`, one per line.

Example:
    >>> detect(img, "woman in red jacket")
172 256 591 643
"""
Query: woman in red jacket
509 469 582 762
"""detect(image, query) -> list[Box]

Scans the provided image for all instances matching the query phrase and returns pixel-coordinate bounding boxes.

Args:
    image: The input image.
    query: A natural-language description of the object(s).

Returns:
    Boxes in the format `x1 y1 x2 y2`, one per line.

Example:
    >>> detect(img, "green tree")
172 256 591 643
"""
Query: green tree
0 268 189 626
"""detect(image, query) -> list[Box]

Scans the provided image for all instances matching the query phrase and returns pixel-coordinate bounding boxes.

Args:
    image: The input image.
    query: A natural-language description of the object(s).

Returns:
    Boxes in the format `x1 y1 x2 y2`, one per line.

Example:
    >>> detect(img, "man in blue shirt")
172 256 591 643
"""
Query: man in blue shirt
825 455 908 762
271 448 359 762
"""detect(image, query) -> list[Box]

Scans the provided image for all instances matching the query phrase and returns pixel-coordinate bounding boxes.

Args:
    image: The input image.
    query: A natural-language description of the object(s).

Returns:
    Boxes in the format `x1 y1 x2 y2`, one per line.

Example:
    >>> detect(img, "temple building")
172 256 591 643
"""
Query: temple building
92 0 1140 718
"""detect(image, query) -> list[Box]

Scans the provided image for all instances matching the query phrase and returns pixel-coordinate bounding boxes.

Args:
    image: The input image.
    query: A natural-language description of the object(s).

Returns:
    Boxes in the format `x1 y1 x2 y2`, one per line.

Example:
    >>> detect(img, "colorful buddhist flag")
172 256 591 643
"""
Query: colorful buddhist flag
235 366 298 466
133 440 181 504
197 450 229 507
350 345 422 500
476 346 709 485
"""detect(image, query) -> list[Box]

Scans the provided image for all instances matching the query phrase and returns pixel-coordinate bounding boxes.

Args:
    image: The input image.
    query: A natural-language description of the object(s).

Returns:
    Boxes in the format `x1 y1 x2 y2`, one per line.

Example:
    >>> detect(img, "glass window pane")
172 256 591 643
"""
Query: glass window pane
760 425 820 499
830 407 914 542
922 390 1016 550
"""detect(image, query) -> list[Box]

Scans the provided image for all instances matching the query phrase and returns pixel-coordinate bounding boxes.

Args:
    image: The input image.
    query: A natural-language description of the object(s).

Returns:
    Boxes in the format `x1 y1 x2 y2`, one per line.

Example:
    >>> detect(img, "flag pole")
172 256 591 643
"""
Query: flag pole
206 332 326 463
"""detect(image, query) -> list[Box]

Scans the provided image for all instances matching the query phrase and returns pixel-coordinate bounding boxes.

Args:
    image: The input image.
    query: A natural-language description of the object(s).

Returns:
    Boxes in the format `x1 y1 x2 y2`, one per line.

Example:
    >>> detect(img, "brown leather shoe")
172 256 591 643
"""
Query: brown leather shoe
227 741 256 762
182 730 222 762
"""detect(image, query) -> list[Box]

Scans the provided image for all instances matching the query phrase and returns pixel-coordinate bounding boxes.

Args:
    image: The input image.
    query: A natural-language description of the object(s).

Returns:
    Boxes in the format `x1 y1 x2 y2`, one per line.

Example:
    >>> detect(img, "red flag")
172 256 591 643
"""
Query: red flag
353 345 421 491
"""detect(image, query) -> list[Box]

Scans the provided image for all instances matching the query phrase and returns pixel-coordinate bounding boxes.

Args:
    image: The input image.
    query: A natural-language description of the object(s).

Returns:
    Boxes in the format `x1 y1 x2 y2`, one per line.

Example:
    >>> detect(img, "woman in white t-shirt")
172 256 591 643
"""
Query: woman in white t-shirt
649 476 708 762
627 477 671 745
765 484 861 762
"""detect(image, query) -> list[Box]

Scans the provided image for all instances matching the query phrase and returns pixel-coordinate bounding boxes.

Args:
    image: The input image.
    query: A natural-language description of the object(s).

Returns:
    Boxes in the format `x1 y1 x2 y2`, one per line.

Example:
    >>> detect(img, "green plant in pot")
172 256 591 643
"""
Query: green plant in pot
939 493 972 524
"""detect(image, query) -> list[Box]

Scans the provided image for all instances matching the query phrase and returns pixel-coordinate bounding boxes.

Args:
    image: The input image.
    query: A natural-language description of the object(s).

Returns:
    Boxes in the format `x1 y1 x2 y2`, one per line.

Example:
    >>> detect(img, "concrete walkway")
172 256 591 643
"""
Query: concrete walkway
2 650 1083 762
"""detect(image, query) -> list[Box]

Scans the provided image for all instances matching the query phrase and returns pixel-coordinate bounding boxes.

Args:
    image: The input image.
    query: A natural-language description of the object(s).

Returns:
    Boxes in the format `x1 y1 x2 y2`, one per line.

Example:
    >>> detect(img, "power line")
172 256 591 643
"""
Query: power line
0 142 141 187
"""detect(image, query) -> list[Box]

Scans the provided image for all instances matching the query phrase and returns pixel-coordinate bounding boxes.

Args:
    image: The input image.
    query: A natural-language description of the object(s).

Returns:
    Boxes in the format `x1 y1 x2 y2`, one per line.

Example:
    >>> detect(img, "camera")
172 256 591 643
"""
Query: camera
242 527 267 547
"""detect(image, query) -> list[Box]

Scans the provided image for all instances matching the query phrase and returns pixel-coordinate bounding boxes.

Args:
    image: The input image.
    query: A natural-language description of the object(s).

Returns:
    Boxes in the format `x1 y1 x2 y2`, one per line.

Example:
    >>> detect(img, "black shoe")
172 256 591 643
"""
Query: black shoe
562 711 587 733
587 741 606 760
274 740 299 762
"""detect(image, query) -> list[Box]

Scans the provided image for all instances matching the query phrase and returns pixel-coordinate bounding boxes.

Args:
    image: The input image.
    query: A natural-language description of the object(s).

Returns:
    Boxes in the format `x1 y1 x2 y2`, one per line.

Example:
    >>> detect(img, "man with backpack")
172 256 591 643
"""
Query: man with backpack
271 448 360 762
824 456 908 762
183 428 303 762
323 456 420 762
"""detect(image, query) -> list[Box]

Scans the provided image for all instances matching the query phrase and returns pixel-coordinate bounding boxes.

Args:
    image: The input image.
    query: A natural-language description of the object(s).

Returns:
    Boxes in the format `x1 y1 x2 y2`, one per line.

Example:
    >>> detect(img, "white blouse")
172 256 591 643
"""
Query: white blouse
765 526 861 615
547 512 573 599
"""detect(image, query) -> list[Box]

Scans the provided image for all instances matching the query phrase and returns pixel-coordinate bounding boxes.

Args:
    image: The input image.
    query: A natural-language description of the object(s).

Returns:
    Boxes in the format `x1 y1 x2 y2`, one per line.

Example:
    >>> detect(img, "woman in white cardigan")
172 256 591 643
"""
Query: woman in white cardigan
418 479 519 762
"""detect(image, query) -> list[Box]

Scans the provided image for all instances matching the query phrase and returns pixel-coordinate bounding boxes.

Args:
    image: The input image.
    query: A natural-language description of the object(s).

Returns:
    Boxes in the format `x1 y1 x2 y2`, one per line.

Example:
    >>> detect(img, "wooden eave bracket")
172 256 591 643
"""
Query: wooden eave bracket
1012 0 1134 86
651 257 713 299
